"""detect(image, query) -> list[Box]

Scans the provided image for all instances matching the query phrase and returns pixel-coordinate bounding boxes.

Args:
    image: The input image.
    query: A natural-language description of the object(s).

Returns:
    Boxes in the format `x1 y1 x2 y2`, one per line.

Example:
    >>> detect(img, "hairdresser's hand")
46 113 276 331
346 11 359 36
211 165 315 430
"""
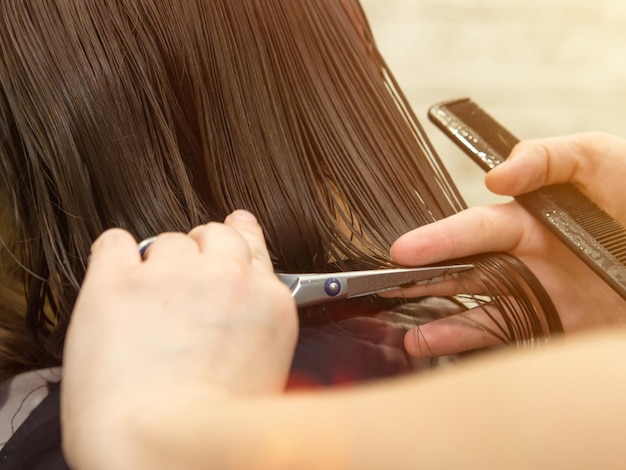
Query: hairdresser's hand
61 210 297 468
389 132 626 357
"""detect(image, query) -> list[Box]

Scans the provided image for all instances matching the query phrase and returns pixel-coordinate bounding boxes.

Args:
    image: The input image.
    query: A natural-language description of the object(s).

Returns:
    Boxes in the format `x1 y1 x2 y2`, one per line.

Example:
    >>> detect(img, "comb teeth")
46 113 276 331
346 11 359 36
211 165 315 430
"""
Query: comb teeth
537 185 626 263
428 98 626 301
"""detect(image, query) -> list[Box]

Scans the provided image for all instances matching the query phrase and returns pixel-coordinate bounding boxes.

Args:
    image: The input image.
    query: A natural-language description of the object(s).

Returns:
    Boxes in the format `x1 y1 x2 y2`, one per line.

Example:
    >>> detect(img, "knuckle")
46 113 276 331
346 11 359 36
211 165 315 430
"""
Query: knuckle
190 221 229 242
475 207 496 237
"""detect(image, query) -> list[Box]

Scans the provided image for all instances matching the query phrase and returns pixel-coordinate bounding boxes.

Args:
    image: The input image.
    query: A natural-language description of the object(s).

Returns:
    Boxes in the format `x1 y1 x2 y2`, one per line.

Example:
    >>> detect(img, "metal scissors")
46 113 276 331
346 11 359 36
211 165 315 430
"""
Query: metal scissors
277 264 473 307
137 237 472 308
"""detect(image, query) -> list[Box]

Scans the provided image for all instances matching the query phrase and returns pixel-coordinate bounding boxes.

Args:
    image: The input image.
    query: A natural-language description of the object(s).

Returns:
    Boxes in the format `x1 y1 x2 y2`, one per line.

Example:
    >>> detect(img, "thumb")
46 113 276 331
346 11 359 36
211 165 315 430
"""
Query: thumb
223 210 274 274
483 141 554 196
484 132 612 196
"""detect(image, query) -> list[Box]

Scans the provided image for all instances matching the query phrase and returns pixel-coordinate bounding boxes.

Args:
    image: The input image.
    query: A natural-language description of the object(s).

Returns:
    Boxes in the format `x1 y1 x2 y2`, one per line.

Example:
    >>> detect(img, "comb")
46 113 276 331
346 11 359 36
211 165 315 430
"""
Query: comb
428 97 626 301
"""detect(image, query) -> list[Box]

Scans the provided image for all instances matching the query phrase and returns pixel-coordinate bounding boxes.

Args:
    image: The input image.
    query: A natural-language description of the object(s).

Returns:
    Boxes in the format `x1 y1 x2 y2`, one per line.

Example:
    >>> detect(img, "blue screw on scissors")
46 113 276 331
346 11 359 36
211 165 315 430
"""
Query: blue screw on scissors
137 237 473 308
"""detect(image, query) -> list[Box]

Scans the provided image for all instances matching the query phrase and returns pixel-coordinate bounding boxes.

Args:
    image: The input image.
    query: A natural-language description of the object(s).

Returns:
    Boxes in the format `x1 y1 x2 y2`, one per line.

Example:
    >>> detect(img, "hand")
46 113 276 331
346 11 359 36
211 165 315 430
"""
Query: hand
389 132 626 357
61 210 297 468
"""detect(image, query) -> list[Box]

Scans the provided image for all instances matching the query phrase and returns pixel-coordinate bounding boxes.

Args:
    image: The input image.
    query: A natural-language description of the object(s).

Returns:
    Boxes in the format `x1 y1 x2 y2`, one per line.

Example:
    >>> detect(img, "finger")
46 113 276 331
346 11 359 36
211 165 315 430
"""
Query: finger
390 202 526 266
223 210 274 274
141 232 200 261
87 229 141 281
188 221 252 265
404 304 510 358
485 132 623 196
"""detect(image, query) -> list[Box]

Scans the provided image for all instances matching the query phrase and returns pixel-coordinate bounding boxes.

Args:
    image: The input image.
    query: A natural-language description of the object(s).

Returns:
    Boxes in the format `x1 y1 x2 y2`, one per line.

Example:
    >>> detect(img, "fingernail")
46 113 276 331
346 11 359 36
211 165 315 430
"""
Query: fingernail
227 210 258 223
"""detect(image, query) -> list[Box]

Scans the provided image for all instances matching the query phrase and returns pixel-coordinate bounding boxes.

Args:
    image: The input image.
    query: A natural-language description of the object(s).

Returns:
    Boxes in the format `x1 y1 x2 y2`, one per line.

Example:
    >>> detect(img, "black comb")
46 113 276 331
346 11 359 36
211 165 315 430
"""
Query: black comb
428 97 626 301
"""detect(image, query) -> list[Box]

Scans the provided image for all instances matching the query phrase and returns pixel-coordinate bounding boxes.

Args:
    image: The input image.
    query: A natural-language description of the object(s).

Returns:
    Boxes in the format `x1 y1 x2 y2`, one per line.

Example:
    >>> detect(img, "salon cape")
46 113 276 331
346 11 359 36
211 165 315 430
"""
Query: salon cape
0 297 461 468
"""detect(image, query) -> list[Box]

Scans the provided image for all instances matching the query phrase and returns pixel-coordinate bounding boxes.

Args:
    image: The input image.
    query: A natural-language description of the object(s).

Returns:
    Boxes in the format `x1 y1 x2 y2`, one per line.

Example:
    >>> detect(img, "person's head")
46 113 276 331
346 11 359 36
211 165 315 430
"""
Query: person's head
0 0 560 375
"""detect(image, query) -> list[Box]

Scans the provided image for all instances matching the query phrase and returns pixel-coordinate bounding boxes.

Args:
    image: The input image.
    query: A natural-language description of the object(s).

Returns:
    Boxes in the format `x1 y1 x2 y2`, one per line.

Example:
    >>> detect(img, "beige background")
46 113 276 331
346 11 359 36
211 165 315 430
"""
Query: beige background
362 0 626 206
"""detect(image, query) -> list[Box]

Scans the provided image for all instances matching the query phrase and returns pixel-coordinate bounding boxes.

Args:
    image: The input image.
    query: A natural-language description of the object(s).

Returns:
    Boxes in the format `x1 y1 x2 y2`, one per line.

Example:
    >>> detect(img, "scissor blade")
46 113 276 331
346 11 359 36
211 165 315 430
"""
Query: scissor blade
345 265 474 298
276 265 473 308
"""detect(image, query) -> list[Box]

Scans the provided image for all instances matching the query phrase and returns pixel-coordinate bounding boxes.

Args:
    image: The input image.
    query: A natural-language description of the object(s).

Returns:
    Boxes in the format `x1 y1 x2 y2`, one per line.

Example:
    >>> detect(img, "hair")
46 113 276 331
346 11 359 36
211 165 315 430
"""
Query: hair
0 0 561 379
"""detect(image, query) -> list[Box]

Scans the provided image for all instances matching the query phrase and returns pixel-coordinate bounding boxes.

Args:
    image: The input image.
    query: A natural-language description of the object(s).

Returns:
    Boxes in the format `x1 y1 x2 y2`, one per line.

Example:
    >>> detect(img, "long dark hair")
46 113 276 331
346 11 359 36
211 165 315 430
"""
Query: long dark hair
0 0 560 377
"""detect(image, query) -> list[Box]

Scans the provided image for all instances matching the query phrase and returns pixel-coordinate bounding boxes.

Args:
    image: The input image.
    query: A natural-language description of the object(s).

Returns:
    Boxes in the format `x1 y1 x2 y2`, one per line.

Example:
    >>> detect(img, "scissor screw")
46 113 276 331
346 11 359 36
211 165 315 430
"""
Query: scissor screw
324 278 341 297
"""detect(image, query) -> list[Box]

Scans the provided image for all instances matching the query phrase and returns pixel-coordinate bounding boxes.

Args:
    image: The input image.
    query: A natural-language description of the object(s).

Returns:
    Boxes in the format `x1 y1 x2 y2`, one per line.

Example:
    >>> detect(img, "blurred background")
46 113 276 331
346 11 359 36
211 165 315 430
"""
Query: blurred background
361 0 626 206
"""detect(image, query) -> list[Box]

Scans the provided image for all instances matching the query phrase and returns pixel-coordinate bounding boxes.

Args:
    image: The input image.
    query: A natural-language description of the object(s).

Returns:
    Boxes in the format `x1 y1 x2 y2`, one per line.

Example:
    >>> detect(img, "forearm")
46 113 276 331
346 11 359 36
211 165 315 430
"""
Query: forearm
92 330 626 469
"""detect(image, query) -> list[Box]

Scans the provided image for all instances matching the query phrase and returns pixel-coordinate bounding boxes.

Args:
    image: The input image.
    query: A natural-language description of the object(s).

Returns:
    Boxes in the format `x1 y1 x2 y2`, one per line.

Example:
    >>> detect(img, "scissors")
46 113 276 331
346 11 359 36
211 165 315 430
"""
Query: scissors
277 264 473 307
137 237 472 307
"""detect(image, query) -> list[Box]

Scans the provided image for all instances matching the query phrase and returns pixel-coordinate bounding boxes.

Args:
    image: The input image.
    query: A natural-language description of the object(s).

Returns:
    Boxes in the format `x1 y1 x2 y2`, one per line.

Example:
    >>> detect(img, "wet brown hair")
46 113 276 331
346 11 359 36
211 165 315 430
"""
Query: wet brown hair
0 0 560 378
